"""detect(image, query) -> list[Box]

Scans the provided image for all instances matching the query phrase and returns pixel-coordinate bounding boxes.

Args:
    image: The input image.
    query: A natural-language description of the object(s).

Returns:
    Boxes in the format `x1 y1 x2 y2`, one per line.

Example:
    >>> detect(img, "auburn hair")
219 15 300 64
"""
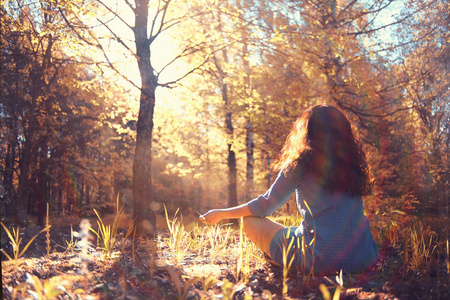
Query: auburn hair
273 105 371 196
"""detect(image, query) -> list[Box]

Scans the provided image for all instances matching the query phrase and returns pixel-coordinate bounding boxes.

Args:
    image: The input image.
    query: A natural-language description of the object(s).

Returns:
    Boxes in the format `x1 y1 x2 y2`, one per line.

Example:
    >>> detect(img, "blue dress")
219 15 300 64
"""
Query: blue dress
247 168 379 275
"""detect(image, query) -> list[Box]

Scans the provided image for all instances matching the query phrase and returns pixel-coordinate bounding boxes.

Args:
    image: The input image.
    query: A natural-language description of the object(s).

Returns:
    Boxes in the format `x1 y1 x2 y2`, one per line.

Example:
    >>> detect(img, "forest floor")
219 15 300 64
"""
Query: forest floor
1 213 449 300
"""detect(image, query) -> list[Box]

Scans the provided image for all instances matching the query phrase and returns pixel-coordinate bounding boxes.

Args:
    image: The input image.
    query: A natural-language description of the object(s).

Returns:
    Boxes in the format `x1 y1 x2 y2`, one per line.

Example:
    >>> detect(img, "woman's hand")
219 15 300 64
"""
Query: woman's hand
199 209 226 225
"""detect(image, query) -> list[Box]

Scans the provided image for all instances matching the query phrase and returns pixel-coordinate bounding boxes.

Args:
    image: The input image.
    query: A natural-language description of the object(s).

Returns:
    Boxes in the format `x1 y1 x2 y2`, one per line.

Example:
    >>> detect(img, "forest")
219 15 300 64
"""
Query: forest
1 0 449 299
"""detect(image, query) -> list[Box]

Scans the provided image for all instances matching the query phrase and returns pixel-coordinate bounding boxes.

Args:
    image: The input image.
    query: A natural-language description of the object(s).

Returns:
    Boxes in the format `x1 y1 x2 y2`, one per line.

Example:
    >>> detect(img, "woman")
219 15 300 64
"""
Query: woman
200 104 379 275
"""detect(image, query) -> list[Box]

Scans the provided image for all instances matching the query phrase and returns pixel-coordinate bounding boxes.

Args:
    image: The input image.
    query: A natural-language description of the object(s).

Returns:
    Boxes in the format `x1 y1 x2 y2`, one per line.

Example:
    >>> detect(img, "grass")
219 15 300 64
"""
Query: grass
64 225 78 253
281 228 296 297
406 222 438 272
236 217 255 284
23 273 65 299
90 195 134 259
2 200 449 300
319 283 341 300
89 207 450 298
1 222 50 262
204 222 232 265
168 266 199 300
270 210 303 227
164 206 193 266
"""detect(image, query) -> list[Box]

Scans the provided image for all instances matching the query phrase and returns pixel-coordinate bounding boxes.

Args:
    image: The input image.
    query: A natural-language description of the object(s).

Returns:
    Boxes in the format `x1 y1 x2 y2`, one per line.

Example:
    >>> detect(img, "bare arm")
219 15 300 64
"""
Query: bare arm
200 169 299 225
200 203 252 225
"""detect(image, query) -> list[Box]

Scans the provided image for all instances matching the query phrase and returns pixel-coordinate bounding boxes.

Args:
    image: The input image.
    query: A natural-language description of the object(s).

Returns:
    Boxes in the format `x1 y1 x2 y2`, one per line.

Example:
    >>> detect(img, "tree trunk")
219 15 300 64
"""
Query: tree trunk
16 31 53 224
231 0 254 202
86 181 90 207
132 0 157 237
37 143 48 226
246 119 254 201
237 0 254 202
265 132 271 189
3 142 14 197
16 140 32 224
16 94 37 222
216 4 238 208
224 85 238 207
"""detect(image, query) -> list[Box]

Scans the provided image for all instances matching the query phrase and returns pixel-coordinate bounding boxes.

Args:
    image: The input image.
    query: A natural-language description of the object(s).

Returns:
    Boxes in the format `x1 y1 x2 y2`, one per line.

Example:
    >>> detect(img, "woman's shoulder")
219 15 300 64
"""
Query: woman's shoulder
299 178 362 204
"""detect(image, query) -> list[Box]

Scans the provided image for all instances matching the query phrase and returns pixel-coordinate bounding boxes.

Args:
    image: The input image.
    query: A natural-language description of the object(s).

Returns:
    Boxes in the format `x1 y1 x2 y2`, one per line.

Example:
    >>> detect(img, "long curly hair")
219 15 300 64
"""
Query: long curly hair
273 105 371 196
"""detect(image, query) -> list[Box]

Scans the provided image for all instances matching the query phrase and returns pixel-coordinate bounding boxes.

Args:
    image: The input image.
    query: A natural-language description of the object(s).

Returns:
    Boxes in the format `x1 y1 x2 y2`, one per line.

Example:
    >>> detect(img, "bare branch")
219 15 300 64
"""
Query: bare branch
96 0 134 31
348 2 426 36
58 8 98 47
158 38 237 88
150 0 182 43
349 15 409 36
96 17 134 53
149 0 164 41
159 54 210 89
342 0 358 12
123 0 136 11
157 41 208 74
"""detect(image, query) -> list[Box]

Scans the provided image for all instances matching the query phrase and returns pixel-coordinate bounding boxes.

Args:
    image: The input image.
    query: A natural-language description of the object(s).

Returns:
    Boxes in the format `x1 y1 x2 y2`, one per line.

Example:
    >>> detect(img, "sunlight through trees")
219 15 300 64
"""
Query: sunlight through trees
1 0 449 299
1 0 448 235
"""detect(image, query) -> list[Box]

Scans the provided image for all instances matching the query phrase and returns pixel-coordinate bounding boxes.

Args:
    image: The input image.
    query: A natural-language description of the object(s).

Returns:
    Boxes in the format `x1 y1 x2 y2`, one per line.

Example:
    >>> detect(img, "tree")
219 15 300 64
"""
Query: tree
214 3 238 208
395 0 449 214
95 0 213 235
184 0 243 208
1 0 86 223
1 0 136 224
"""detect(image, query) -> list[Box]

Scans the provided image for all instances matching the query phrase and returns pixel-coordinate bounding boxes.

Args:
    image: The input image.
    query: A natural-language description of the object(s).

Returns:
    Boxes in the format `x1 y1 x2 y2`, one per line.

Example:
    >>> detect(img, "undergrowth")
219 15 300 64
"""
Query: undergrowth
1 198 449 300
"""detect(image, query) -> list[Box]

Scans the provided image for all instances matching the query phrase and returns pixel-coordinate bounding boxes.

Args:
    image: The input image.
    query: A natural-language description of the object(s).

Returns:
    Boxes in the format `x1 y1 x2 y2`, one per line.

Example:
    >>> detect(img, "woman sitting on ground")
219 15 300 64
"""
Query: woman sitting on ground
200 104 379 275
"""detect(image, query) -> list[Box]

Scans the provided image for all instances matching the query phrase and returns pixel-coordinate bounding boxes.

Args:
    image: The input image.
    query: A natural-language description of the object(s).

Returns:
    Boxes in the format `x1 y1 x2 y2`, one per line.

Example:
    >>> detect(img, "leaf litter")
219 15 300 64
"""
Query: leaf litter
2 220 449 299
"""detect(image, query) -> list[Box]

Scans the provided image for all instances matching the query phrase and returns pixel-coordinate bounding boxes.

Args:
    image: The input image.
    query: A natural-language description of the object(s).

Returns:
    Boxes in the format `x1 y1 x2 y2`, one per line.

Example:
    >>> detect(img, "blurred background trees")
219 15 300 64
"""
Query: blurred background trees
1 0 448 226
0 0 136 225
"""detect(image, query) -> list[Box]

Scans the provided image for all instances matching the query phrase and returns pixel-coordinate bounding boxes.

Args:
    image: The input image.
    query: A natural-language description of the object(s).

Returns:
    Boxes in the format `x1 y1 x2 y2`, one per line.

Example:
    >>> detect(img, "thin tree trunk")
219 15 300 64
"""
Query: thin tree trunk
224 85 238 207
214 3 238 208
237 0 254 202
132 0 157 236
37 143 47 226
86 182 90 207
246 120 254 201
16 140 32 224
16 31 54 224
265 132 271 189
3 143 14 196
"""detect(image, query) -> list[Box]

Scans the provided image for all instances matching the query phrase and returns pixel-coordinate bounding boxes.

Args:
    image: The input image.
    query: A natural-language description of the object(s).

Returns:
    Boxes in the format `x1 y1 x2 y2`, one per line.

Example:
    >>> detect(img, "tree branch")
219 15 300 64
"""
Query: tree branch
96 0 134 31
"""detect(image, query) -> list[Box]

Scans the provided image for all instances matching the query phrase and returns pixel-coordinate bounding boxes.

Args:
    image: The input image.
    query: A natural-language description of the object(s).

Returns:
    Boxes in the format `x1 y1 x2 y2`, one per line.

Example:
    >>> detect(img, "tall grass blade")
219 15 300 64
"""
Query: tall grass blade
1 222 50 261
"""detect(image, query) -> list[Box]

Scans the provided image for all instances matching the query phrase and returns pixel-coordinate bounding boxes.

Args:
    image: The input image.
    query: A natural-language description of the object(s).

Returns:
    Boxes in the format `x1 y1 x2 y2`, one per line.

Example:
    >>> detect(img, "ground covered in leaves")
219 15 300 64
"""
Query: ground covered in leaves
1 215 449 300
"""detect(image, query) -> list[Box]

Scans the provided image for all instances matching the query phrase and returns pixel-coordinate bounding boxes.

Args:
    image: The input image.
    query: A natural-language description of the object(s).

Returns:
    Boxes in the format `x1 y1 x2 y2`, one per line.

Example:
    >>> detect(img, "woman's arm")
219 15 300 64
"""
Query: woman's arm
200 203 252 225
247 168 300 217
200 168 300 225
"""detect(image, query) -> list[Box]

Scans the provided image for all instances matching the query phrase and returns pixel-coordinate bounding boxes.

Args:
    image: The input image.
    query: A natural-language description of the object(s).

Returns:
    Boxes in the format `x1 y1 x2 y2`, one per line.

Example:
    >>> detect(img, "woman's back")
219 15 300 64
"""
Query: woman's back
295 174 378 275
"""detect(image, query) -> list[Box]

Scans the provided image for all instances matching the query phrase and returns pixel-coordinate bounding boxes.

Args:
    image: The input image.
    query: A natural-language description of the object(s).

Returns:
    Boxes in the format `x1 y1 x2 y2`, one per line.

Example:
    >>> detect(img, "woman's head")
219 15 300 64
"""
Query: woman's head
274 104 371 196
